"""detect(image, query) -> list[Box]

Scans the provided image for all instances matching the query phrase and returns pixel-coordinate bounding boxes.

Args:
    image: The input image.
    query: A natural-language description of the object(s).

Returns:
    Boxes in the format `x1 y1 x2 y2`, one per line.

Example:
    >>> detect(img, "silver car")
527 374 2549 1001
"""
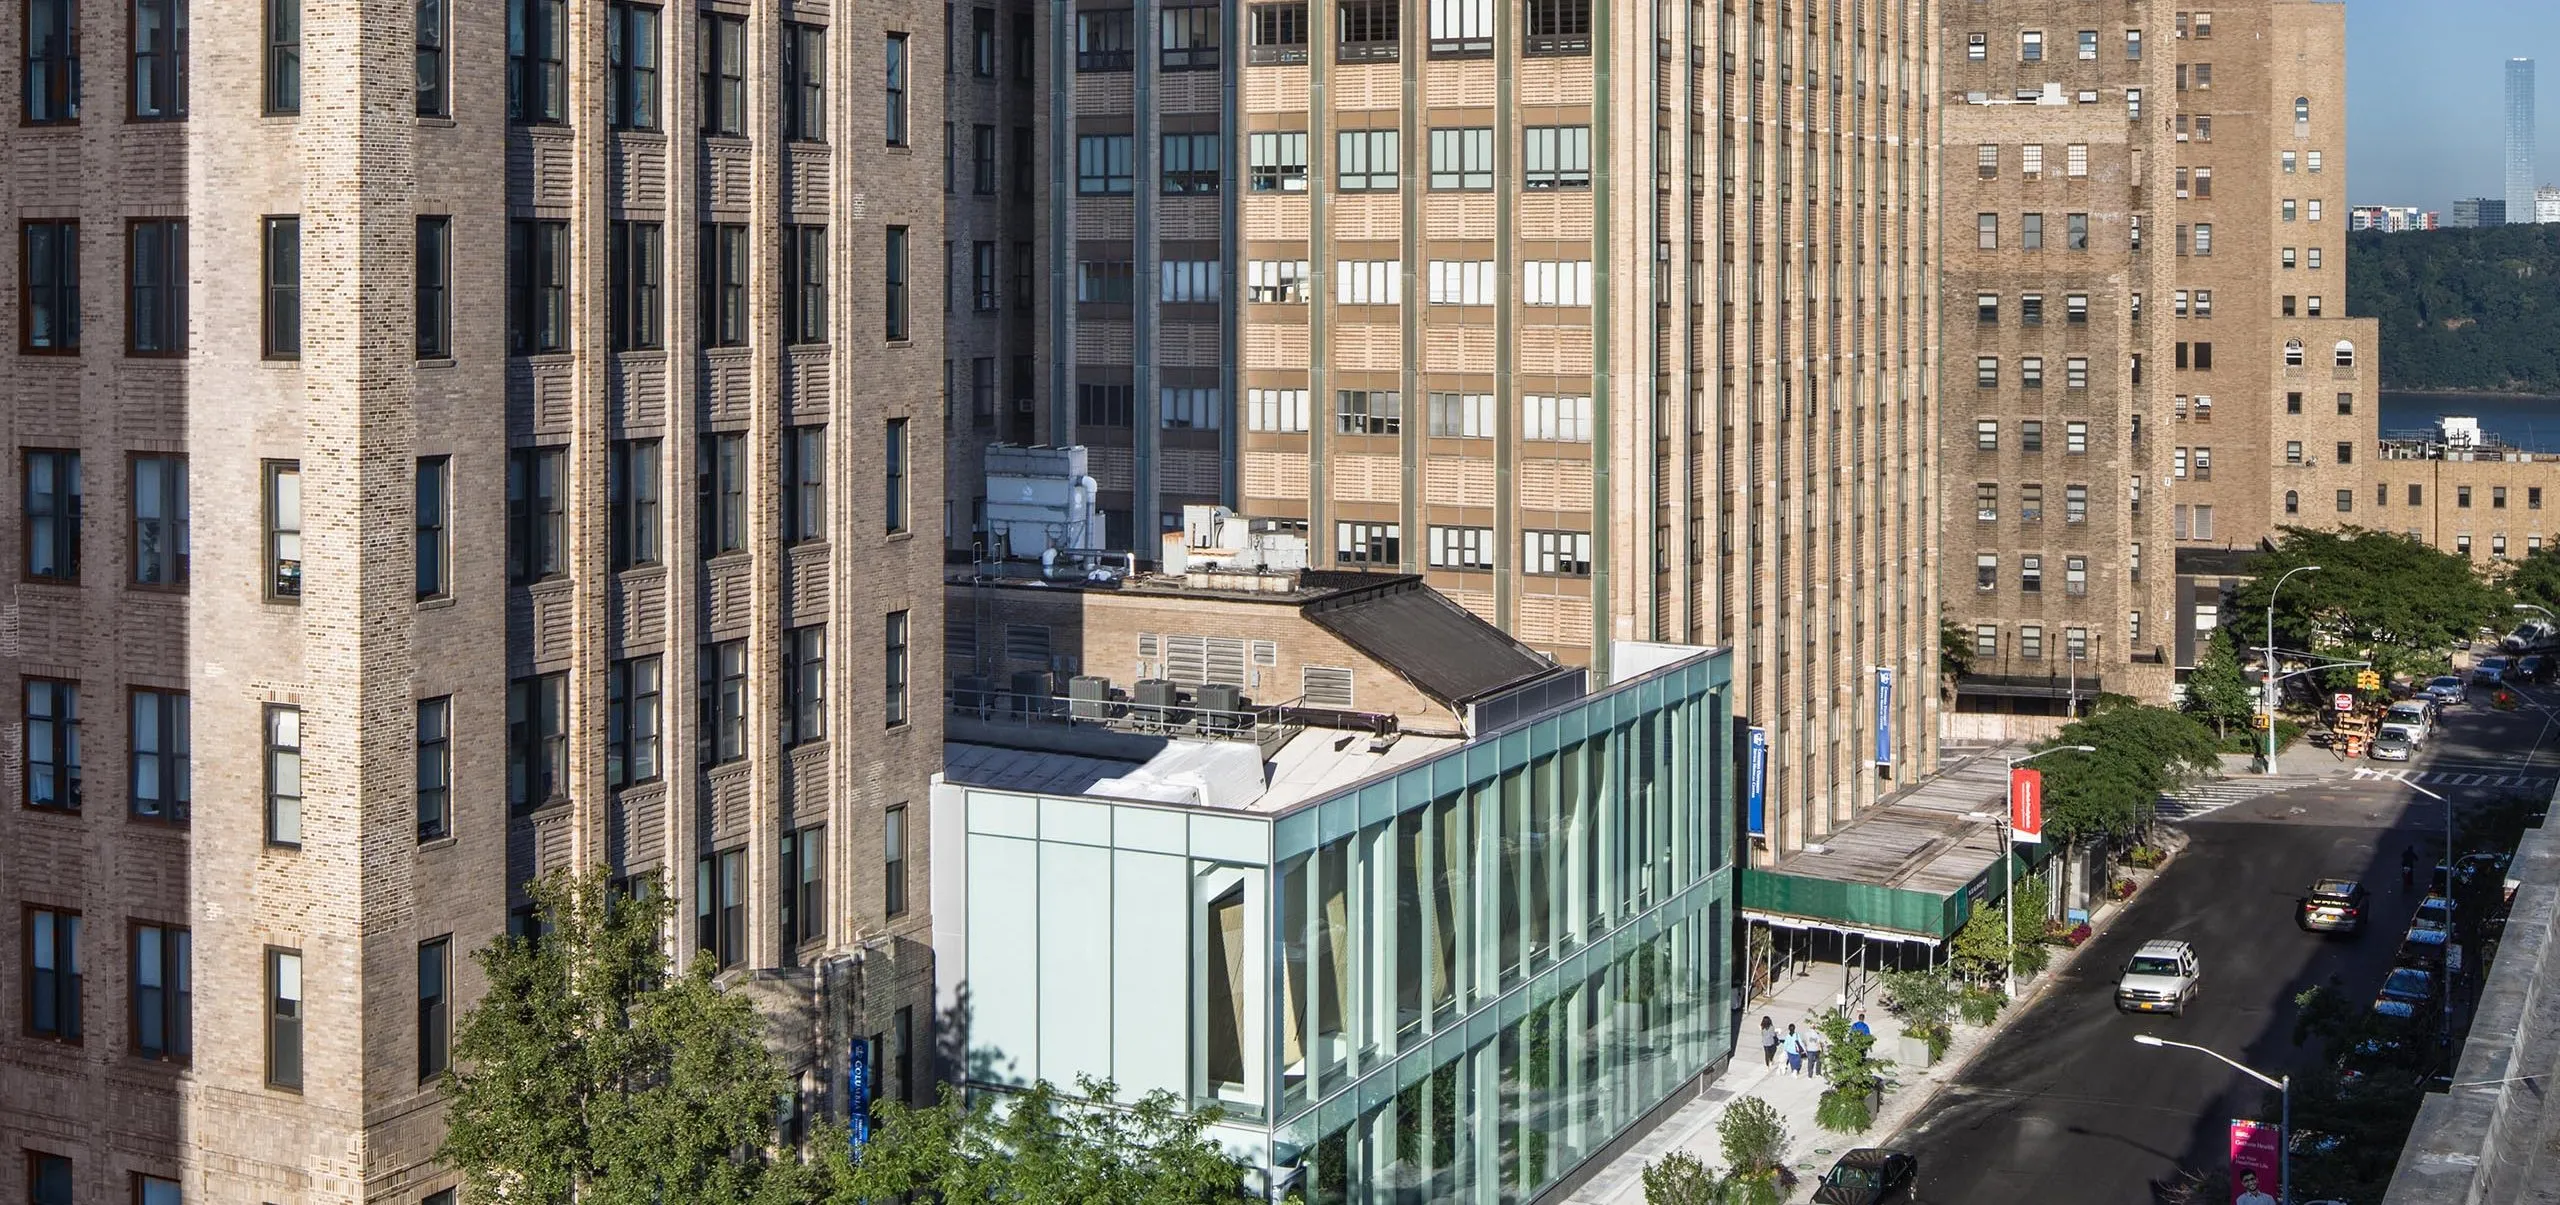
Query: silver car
2370 736 2414 761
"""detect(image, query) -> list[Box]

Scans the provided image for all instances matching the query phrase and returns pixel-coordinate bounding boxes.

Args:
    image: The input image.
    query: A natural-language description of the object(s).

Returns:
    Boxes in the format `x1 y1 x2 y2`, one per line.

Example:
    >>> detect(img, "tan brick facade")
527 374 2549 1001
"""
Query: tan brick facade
0 0 947 1197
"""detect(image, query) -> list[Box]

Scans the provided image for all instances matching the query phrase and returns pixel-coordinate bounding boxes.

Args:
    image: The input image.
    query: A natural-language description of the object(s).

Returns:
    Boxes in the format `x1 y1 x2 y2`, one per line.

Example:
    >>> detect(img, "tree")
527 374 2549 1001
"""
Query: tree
1642 1152 1728 1205
818 1075 1273 1205
1939 615 1976 697
439 867 811 1205
2182 629 2260 741
1876 970 1957 1060
1947 873 2052 986
1714 1096 1791 1204
1809 1010 1892 1134
2507 545 2560 616
2035 698 2221 845
2233 527 2509 689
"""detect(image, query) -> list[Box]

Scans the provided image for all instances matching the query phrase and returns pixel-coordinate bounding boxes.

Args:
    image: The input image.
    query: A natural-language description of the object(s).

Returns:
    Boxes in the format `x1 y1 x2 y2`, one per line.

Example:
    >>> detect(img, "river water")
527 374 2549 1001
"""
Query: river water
2380 391 2560 452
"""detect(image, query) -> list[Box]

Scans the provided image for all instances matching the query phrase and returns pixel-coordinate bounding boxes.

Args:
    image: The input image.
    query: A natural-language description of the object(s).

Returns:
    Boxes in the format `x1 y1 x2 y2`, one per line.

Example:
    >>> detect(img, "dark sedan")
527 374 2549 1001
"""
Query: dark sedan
2296 879 2369 933
2374 966 2436 1019
1813 1148 1918 1204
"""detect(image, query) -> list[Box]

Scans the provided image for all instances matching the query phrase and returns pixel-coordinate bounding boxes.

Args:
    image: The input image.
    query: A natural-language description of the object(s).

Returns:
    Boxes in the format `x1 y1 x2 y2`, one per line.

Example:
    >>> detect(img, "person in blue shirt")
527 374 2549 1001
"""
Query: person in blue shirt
1849 1011 1872 1037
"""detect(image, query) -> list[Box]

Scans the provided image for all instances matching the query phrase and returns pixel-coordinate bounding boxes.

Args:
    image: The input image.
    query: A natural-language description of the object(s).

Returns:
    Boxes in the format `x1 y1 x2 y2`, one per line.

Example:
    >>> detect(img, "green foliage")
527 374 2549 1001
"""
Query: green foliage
1809 1011 1890 1135
439 867 809 1205
1876 970 1957 1060
2035 699 2221 844
1949 873 2052 984
1641 1152 1728 1205
1939 616 1976 685
1957 984 2006 1027
2182 629 2260 741
2346 224 2560 392
820 1076 1272 1205
2232 528 2508 688
1716 1095 1789 1181
2508 546 2560 616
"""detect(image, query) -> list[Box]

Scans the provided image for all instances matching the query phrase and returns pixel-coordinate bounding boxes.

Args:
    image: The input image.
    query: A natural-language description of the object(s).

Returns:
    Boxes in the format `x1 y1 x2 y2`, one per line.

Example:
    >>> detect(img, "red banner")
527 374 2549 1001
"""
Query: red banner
2228 1119 2279 1205
2010 768 2044 845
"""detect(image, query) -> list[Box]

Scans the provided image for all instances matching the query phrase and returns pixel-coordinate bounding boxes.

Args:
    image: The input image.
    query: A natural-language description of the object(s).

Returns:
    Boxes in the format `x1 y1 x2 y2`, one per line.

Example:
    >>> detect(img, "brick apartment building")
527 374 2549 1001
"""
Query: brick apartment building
0 0 946 1198
1939 0 2379 727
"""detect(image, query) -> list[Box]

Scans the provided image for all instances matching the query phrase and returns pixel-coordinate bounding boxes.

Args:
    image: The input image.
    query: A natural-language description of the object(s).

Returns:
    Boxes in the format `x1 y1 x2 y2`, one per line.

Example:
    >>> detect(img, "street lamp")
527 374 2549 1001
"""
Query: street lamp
1968 744 2097 1000
2384 773 2459 1050
2263 565 2322 777
2132 1034 2290 1205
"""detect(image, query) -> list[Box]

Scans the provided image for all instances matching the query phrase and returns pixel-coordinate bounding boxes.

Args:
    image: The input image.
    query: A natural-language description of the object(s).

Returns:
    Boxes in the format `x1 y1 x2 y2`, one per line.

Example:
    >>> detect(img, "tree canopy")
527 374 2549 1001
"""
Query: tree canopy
2180 629 2259 740
2348 224 2560 392
2230 527 2508 686
2507 545 2560 618
439 867 819 1205
2033 697 2221 843
823 1075 1273 1205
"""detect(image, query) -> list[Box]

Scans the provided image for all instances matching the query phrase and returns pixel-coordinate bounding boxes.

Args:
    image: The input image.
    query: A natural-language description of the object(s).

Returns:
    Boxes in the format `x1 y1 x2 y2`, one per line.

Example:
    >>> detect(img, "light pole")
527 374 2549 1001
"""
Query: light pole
2263 565 2322 777
2132 1034 2290 1205
1969 744 2096 1000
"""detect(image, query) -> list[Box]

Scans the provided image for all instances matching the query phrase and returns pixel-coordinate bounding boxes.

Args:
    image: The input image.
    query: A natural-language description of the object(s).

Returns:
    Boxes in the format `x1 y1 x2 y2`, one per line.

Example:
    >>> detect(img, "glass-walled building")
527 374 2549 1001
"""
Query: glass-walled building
932 643 1736 1202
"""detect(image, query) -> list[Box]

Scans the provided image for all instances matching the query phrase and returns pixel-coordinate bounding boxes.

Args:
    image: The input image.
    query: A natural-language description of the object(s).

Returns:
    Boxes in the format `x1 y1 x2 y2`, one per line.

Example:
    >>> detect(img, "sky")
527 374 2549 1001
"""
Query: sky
2349 0 2560 213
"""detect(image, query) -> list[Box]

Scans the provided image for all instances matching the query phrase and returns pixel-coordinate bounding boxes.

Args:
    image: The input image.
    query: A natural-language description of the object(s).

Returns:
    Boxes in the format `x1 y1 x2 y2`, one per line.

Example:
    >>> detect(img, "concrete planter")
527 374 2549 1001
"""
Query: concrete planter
1897 1033 1939 1067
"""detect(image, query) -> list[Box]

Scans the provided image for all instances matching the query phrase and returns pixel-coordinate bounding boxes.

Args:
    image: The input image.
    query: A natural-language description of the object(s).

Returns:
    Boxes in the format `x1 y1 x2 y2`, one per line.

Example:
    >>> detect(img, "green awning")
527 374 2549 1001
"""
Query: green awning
1742 844 2050 942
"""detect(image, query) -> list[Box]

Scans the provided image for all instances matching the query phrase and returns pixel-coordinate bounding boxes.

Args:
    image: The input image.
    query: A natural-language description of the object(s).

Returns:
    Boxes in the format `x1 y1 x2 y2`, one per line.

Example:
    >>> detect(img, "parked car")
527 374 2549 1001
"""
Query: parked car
2412 893 2457 936
2116 940 2202 1015
1811 1149 1918 1204
2297 879 2370 933
2474 657 2512 687
2370 735 2415 761
2374 966 2436 1018
2396 924 2450 971
2334 1032 2416 1087
2426 676 2466 705
2387 698 2437 729
2502 620 2557 654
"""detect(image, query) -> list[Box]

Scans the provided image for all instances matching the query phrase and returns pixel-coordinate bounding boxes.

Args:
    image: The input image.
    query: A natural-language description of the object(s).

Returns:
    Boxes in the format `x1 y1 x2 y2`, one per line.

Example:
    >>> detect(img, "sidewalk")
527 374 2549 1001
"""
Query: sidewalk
1564 838 2185 1203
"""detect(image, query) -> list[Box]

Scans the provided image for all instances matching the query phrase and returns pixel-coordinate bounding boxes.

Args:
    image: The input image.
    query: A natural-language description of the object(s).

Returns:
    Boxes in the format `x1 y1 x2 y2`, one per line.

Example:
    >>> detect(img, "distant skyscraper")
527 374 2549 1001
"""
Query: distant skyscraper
2509 59 2536 223
2455 197 2510 228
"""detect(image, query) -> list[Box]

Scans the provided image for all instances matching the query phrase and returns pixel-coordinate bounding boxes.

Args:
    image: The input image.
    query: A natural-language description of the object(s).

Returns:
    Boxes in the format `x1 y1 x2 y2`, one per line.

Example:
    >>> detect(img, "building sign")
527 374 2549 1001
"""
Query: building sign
2228 1119 2279 1205
2010 768 2044 845
1874 667 1895 767
848 1036 873 1155
1746 727 1769 838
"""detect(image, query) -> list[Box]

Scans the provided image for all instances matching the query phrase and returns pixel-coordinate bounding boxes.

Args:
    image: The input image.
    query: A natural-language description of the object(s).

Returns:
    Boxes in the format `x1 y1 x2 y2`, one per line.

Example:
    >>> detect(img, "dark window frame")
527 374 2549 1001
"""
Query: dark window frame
606 654 663 786
506 0 563 122
783 824 826 945
885 609 910 728
783 21 825 141
700 222 748 347
610 437 662 568
507 218 570 355
884 804 909 916
697 11 745 135
415 0 446 115
1248 1 1308 63
263 703 302 846
23 447 81 583
700 638 748 764
885 417 909 533
697 848 747 968
1159 4 1220 69
416 694 451 840
25 0 81 123
264 459 301 600
24 677 81 812
265 946 302 1090
606 1 660 129
1076 8 1133 71
782 423 827 543
608 219 664 351
505 446 567 584
261 215 300 360
1524 0 1591 54
883 32 909 145
25 905 82 1043
784 624 827 745
414 454 448 598
417 936 450 1080
783 224 828 345
1336 0 1398 60
507 671 568 809
22 219 79 355
126 218 186 356
127 686 188 823
128 920 189 1062
415 215 451 359
884 225 911 340
697 432 746 557
265 0 300 113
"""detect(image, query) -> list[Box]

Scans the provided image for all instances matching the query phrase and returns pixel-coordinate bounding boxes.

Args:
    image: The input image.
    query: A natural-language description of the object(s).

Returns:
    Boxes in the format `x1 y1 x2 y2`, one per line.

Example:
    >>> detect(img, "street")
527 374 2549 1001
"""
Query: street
1898 678 2560 1202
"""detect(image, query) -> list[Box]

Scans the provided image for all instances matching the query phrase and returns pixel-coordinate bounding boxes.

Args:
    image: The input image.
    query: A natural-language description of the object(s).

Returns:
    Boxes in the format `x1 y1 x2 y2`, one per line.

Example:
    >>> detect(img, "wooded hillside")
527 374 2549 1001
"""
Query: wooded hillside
2349 224 2560 393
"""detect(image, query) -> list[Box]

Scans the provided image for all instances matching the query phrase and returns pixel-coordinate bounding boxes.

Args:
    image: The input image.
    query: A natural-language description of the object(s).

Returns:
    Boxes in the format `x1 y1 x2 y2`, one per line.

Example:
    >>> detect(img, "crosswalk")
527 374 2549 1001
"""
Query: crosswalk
2154 776 2318 821
2349 766 2558 792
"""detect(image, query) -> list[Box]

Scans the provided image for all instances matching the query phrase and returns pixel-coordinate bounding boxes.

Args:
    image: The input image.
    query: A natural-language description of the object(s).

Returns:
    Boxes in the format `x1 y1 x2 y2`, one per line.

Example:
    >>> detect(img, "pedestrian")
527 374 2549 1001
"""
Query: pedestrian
2403 844 2418 891
1801 1026 1824 1078
1782 1025 1803 1076
1850 1010 1872 1037
1760 1016 1779 1067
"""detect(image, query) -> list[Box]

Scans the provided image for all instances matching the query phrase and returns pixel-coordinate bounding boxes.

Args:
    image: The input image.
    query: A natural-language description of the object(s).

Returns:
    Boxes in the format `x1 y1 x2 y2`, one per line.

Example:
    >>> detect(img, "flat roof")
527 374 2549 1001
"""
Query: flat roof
1766 748 2019 896
944 724 1463 815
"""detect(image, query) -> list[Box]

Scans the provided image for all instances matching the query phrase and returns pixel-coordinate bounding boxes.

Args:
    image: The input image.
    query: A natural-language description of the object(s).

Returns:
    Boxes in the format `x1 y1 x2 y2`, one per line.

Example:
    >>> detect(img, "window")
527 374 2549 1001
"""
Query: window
884 805 910 916
15 449 80 583
2019 295 2043 327
783 625 827 745
1078 259 1135 303
126 922 190 1063
2020 29 2042 61
1520 394 1592 441
1525 125 1591 188
2126 88 2141 120
403 457 449 601
263 0 300 113
1523 260 1593 306
1975 357 1998 388
1525 0 1589 53
2308 295 2323 317
2020 556 2042 594
1337 0 1398 60
2335 490 2354 514
21 678 78 812
1966 32 1986 61
2495 486 2511 509
2020 483 2043 523
2021 357 2044 389
2495 534 2510 559
690 12 749 134
1973 483 1999 521
970 124 998 193
1160 386 1222 429
1077 8 1133 69
783 825 827 946
261 947 303 1089
1163 131 1220 193
1250 388 1312 432
2284 489 2299 514
697 848 747 967
27 907 81 1041
1427 0 1490 53
2067 422 2088 454
2193 446 2212 479
1161 5 1220 68
1335 260 1400 305
776 22 824 141
2335 441 2354 466
2067 213 2088 250
884 611 910 727
2021 213 2042 251
505 447 565 583
1336 522 1401 565
2021 144 2043 177
1339 129 1401 190
411 937 452 1081
883 33 909 144
1428 525 1494 569
2533 487 2545 510
780 224 827 344
1078 382 1134 427
606 438 661 569
1976 553 1997 590
260 704 302 844
608 221 664 351
124 688 189 824
1251 131 1309 191
1159 259 1218 303
1337 389 1402 435
264 461 301 599
2334 339 2355 367
1977 293 1999 324
2458 534 2474 558
766 424 824 544
1522 530 1592 576
1075 133 1132 194
1977 213 1998 249
883 226 910 340
607 2 660 128
400 696 454 844
1420 392 1493 439
697 433 746 557
1245 259 1308 303
973 6 997 73
506 674 566 808
1429 127 1493 189
1427 260 1494 305
1250 2 1309 62
1973 625 1999 658
1976 144 1999 180
2065 485 2088 524
2066 358 2089 390
259 216 302 359
2021 421 2044 452
883 417 910 533
127 219 186 356
697 222 747 347
605 656 661 786
2065 557 2087 595
505 220 571 356
18 221 78 354
1974 419 1998 450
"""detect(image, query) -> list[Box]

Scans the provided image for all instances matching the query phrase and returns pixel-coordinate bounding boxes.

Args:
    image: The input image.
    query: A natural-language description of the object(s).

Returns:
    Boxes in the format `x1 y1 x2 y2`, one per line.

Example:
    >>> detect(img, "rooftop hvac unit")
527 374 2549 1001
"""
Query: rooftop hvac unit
1068 674 1116 721
1009 670 1055 719
1133 678 1183 729
953 675 993 718
1193 682 1245 733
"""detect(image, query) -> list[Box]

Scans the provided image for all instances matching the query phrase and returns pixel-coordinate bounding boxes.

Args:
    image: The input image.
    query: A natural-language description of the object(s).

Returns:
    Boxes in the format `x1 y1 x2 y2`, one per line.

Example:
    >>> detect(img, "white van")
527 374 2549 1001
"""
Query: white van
2385 700 2433 738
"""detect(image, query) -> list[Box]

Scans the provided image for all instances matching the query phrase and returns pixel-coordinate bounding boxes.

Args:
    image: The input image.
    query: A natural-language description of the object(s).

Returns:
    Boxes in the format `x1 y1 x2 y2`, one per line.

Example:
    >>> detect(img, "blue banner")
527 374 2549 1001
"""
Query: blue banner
848 1036 873 1155
1874 667 1895 767
1746 727 1768 837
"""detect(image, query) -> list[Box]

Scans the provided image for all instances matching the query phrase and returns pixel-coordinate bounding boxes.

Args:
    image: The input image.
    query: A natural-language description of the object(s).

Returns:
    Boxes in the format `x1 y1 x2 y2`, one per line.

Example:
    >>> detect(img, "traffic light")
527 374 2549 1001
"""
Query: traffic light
2252 713 2272 730
2356 669 2383 692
